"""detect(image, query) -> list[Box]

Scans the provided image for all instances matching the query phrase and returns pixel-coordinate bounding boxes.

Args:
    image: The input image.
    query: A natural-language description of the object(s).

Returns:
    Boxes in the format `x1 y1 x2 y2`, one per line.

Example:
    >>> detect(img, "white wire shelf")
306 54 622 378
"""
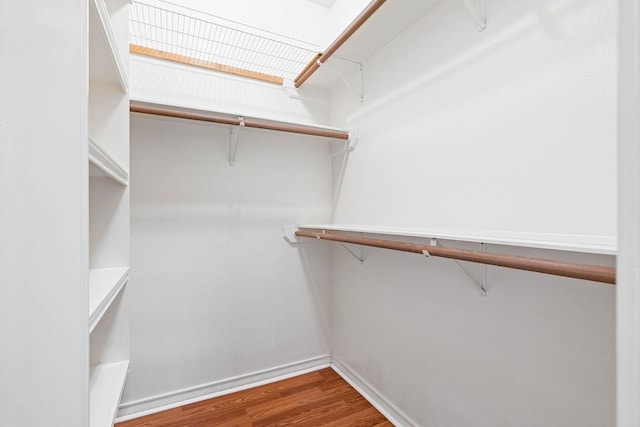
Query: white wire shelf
129 0 320 83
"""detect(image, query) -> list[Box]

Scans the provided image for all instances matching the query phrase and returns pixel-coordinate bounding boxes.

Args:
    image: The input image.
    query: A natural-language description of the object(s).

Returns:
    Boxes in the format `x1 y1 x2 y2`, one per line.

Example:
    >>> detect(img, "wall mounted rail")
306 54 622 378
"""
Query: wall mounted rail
294 0 387 88
295 230 616 285
130 103 350 140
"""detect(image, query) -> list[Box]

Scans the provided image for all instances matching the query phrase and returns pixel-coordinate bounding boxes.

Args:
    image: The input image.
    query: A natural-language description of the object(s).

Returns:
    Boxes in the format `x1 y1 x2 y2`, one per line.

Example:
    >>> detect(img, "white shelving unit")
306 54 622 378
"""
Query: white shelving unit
89 0 131 425
296 224 617 255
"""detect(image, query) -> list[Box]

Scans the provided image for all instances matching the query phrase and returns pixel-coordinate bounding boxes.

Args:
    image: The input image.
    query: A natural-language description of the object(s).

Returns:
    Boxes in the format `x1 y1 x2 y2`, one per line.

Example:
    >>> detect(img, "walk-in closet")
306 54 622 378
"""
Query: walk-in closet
2 0 639 426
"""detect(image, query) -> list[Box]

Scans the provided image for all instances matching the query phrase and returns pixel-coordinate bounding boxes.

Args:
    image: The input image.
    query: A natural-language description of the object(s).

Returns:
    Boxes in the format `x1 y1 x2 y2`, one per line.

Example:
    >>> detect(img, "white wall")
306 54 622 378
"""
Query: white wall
120 114 334 414
332 0 616 237
328 0 616 425
330 242 614 426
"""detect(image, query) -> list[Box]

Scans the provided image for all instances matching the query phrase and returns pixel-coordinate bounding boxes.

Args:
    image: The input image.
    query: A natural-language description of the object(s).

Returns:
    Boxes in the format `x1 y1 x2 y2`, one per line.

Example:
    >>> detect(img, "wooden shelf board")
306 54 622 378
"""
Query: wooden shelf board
89 267 129 333
90 0 128 91
89 137 129 186
297 224 617 255
90 361 130 427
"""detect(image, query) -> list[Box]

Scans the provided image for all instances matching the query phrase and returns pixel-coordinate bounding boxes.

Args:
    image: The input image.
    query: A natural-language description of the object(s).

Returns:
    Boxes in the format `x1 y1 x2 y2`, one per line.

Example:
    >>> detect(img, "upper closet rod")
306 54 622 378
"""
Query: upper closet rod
295 230 616 285
294 0 387 88
130 103 350 140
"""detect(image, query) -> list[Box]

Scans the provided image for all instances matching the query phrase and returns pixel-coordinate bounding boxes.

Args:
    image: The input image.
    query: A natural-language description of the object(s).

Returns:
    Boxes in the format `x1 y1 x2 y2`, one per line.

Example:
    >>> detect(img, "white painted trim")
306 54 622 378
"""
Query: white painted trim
88 137 129 185
116 354 331 422
330 357 417 427
617 0 640 425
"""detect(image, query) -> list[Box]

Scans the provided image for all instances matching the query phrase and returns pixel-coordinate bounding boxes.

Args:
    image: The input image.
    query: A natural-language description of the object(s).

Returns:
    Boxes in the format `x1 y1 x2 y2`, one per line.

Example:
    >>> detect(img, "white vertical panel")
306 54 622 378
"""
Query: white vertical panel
617 0 640 425
0 1 89 426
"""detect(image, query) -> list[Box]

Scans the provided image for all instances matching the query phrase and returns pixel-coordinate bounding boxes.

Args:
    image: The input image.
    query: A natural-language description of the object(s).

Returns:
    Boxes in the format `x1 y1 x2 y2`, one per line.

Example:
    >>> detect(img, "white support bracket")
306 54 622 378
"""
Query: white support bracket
338 239 364 265
331 129 360 157
229 117 245 166
323 58 364 103
462 0 486 31
423 238 487 296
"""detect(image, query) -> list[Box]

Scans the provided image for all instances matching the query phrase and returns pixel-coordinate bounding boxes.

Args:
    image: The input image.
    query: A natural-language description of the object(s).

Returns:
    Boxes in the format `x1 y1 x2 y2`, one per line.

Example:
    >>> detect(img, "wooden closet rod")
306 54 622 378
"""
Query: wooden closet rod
294 0 387 88
295 230 616 285
130 103 350 140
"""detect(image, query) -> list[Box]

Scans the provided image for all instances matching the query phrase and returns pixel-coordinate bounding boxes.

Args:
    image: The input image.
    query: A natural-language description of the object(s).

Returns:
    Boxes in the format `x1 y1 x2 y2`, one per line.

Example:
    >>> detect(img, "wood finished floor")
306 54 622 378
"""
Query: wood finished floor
116 368 392 427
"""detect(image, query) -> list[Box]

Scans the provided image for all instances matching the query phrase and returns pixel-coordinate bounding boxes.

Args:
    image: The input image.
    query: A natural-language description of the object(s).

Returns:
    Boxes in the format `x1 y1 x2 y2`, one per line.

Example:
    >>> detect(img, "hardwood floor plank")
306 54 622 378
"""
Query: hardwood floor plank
116 368 391 427
322 407 389 427
251 399 348 427
116 408 182 427
249 386 361 425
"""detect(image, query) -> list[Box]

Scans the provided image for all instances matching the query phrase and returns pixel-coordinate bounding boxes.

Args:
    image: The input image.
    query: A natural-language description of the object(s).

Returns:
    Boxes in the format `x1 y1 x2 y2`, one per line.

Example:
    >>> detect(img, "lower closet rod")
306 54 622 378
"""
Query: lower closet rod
130 103 350 140
295 230 616 285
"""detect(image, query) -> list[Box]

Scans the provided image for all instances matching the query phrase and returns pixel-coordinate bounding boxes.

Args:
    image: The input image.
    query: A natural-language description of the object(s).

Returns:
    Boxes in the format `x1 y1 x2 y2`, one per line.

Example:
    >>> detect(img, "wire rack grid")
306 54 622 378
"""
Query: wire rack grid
130 0 321 82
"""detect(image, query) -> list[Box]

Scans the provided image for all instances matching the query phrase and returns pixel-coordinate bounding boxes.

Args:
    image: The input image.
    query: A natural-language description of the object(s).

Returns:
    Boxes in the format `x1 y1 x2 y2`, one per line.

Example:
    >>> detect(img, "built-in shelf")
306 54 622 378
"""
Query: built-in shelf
297 224 617 255
89 267 129 333
89 137 129 186
89 361 130 427
90 0 128 92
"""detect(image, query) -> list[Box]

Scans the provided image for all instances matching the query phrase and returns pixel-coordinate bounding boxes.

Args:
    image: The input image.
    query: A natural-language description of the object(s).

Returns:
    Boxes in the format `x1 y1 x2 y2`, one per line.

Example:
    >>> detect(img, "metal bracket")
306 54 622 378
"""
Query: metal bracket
423 238 487 296
229 117 245 166
323 58 364 103
331 129 360 157
462 0 486 31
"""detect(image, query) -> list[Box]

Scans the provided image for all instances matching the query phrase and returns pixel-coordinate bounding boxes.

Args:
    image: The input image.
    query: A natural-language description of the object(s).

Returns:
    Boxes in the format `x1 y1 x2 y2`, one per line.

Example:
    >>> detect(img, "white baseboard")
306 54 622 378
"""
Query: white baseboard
116 354 331 422
330 357 418 427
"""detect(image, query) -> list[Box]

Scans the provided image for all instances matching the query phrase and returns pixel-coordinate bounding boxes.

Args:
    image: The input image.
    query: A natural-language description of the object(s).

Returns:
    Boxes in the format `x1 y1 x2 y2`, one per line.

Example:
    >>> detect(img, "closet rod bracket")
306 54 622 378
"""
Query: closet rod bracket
424 239 487 296
331 129 359 157
462 0 487 31
283 226 307 247
229 117 245 165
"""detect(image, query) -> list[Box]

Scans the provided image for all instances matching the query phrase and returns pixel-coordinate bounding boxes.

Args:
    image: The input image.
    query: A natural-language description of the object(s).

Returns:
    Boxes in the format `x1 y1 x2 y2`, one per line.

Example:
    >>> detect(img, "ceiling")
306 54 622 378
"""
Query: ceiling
307 0 338 8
